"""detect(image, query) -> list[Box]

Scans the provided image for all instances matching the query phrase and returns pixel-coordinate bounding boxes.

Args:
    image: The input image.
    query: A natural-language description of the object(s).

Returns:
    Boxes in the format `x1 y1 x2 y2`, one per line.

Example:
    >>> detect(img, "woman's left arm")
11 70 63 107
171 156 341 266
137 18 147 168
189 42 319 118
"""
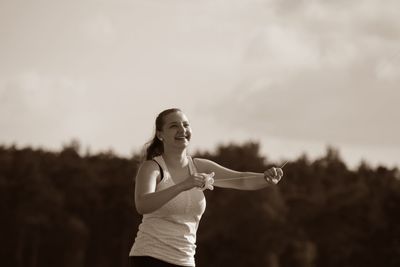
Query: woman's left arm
193 158 283 190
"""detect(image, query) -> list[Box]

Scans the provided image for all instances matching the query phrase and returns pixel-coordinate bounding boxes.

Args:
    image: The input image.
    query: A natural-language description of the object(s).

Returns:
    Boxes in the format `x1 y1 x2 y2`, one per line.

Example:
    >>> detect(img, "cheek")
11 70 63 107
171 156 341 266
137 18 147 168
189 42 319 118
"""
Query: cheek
165 130 175 137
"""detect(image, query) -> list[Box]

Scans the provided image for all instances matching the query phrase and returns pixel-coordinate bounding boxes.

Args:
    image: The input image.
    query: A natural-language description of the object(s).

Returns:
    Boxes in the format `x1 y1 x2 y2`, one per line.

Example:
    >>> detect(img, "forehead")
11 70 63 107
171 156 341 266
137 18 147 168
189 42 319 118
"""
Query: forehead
163 111 189 124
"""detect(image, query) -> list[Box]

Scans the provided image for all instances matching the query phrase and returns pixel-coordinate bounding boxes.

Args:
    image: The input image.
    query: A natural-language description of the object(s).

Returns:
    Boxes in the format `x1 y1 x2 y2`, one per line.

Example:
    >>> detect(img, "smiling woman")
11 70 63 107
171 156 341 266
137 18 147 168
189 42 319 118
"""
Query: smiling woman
129 108 284 267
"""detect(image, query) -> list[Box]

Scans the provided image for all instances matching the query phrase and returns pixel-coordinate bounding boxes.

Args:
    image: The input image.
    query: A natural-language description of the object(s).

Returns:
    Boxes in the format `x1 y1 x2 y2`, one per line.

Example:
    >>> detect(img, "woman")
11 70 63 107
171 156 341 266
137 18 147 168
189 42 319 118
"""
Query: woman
130 108 283 267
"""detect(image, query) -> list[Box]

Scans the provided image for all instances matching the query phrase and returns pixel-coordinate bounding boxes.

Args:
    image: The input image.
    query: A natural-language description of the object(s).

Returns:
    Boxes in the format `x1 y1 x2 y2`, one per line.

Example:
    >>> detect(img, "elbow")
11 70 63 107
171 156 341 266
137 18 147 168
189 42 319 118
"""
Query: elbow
135 201 148 215
136 204 151 215
135 199 154 215
134 197 145 215
135 204 145 215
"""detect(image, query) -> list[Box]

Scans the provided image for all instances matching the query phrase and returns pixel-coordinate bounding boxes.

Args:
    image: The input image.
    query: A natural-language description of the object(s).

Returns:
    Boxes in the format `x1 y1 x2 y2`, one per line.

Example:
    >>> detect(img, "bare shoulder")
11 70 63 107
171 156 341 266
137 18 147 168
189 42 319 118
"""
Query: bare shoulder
136 160 161 179
140 160 159 170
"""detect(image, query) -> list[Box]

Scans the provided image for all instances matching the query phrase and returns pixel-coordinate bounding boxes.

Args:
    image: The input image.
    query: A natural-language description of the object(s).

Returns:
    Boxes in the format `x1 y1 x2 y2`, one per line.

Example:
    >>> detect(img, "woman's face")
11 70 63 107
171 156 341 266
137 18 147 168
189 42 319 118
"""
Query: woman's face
158 111 192 149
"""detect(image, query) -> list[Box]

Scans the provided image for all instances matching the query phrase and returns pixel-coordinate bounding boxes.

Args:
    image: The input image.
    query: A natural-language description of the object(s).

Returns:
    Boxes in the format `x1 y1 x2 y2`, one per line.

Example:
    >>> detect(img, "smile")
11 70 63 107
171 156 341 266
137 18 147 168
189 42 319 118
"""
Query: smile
175 136 189 140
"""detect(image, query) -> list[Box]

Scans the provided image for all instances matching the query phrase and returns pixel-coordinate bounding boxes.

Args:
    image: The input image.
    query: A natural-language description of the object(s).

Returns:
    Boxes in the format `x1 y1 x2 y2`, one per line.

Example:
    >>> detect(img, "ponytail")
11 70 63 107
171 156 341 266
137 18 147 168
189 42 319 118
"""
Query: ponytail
144 137 163 160
142 108 181 161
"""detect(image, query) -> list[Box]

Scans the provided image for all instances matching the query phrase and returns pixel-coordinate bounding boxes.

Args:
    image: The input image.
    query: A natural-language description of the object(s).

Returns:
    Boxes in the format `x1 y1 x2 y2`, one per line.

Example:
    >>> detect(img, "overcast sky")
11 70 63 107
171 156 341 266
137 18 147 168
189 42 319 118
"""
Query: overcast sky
1 0 399 169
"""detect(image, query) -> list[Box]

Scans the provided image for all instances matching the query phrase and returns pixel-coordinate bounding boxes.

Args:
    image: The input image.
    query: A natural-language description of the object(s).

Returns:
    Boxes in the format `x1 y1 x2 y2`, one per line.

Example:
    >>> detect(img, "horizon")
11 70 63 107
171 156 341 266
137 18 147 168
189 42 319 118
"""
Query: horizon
1 138 398 171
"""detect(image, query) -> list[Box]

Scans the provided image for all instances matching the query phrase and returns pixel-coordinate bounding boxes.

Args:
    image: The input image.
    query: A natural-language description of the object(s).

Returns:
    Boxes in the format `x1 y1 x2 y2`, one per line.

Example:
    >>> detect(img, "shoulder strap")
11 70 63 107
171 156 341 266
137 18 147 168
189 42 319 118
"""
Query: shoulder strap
152 159 164 180
187 156 198 175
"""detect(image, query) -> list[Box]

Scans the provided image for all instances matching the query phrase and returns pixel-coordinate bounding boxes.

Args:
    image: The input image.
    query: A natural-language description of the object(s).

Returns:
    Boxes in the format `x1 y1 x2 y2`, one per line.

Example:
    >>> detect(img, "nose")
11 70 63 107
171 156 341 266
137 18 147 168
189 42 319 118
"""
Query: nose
177 123 185 132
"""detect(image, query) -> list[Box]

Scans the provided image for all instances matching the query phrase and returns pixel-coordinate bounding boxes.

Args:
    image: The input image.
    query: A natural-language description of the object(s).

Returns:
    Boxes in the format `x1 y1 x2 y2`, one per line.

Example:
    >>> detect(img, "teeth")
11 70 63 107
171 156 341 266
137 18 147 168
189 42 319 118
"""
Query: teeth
175 136 188 140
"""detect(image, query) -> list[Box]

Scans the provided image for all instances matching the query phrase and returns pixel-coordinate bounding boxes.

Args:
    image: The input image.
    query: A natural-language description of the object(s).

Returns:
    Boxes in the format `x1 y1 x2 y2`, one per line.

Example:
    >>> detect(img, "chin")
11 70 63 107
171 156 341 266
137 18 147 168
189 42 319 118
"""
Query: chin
175 141 190 148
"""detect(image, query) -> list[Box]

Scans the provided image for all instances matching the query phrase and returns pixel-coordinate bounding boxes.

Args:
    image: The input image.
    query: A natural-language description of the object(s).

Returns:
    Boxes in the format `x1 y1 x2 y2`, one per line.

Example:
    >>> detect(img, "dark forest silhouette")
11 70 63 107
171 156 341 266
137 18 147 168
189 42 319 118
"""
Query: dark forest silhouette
1 141 399 267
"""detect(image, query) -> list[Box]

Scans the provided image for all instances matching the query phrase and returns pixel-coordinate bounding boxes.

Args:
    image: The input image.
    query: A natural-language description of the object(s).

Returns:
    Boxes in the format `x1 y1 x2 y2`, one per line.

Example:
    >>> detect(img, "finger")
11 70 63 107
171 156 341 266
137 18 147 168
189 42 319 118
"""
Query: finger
272 167 277 176
194 173 204 179
194 176 205 187
196 175 203 181
200 176 213 191
267 168 275 177
202 173 214 181
196 174 208 186
276 168 283 177
200 175 207 183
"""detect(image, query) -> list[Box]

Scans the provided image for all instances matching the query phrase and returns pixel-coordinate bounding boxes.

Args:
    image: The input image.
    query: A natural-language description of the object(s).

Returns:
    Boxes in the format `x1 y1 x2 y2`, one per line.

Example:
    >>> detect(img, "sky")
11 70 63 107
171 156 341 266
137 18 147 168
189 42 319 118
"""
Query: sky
1 0 399 169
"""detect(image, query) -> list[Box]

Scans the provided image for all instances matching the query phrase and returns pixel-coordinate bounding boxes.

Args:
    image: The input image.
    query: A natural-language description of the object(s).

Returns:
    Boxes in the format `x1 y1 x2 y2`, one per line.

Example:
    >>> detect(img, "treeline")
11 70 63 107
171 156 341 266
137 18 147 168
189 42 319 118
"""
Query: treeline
1 141 399 267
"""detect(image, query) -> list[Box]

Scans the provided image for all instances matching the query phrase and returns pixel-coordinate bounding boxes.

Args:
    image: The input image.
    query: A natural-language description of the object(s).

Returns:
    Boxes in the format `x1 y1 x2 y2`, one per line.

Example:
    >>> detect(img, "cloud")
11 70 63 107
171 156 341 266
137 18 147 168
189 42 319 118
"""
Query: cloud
210 63 399 146
242 25 321 74
204 0 400 147
375 49 400 81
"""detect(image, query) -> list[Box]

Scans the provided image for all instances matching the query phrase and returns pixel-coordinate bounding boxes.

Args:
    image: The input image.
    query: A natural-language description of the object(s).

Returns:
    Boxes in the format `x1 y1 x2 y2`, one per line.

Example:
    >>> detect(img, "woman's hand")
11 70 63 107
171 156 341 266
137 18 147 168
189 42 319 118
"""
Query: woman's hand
264 167 283 184
200 172 214 191
181 172 215 191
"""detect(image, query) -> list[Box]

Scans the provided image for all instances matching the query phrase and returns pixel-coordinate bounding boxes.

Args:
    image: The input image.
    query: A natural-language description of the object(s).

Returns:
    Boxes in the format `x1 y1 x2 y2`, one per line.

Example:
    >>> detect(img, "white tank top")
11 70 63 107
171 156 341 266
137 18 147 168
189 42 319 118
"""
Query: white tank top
130 155 206 266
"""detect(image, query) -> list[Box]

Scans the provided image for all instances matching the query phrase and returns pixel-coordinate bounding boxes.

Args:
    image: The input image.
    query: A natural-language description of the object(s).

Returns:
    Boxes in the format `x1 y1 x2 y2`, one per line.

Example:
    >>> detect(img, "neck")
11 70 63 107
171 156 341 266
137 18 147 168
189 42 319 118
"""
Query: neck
162 147 188 168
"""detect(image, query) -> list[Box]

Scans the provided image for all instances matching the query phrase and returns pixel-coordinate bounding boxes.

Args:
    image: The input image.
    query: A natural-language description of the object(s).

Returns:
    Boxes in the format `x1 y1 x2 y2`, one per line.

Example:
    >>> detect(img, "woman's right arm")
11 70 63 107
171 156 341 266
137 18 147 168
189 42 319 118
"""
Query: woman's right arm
134 161 205 214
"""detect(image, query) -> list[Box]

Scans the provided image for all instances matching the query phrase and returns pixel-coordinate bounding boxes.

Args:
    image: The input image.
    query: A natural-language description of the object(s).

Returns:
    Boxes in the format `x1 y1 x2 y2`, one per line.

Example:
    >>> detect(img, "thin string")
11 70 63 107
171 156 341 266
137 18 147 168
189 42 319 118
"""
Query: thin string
280 160 288 168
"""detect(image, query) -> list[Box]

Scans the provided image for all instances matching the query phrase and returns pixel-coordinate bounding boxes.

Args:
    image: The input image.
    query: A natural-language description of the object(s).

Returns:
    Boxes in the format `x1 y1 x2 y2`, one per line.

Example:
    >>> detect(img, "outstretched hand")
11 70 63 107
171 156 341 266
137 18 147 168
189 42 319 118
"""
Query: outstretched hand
264 167 283 184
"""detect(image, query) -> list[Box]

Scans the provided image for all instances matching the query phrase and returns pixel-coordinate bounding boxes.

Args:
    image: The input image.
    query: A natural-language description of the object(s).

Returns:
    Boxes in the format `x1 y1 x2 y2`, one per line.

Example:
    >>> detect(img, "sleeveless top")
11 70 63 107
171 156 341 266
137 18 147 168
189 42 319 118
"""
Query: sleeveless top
130 155 206 266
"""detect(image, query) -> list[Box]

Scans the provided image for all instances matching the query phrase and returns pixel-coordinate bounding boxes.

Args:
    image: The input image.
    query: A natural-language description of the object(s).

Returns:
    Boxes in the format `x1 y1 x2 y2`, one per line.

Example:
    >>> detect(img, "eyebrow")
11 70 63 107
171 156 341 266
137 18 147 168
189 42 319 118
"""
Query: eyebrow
167 121 189 125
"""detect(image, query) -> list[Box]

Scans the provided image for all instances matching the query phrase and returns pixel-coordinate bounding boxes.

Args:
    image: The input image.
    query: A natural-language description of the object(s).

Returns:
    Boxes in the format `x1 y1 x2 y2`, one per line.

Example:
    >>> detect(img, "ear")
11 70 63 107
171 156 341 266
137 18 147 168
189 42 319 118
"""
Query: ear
156 131 163 141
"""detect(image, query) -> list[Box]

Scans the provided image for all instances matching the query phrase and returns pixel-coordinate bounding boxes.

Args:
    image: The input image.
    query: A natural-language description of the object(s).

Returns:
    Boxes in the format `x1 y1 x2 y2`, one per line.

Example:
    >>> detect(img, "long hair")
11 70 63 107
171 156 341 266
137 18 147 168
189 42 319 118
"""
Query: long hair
143 108 182 160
